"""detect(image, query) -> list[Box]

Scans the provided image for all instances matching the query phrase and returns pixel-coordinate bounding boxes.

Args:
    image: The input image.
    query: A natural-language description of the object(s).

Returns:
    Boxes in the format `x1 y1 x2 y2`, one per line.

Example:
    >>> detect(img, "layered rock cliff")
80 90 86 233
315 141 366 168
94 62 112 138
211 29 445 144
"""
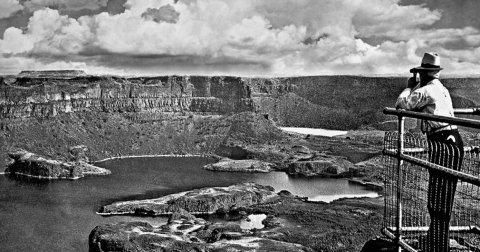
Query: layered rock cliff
2 73 479 126
0 75 254 119
1 72 479 169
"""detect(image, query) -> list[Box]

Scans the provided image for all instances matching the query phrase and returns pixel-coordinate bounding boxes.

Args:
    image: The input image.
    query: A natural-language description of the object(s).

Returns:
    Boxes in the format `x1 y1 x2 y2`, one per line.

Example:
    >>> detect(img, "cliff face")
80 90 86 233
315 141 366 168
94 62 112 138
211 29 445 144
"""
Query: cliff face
0 75 254 119
247 76 480 129
1 73 479 168
2 74 479 126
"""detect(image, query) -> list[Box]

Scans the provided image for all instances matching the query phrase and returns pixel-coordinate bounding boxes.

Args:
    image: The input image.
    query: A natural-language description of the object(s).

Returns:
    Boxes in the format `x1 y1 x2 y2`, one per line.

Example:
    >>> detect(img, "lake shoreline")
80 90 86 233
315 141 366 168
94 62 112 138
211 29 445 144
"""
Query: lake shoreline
94 153 215 164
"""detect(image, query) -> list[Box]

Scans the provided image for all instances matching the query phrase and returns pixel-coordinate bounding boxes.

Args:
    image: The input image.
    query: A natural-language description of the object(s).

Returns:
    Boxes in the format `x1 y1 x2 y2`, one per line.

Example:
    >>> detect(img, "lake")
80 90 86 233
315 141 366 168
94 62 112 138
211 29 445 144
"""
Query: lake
0 157 378 252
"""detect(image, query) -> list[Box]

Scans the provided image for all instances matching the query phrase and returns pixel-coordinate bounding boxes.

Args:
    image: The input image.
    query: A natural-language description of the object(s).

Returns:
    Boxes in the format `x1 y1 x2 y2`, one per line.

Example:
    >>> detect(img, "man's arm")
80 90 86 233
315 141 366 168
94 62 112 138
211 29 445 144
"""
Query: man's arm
395 78 430 110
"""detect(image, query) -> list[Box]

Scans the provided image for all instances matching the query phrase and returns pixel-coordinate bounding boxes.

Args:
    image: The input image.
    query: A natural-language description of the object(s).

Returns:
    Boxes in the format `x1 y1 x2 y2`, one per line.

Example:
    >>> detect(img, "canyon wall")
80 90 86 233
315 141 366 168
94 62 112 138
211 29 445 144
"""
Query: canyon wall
248 76 480 129
0 75 254 119
1 73 479 168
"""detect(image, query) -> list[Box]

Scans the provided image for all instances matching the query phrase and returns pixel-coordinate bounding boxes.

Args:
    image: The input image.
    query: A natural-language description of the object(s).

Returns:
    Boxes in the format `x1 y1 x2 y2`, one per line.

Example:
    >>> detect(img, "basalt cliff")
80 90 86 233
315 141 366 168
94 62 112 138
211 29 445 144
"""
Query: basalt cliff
1 71 479 170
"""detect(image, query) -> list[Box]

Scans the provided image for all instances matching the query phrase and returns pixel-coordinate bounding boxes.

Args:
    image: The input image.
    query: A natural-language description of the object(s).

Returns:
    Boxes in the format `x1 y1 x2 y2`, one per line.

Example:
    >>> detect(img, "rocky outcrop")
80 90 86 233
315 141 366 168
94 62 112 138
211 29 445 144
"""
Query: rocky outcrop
5 150 110 179
91 193 384 252
69 145 89 162
204 158 274 172
88 215 312 252
348 179 383 191
287 155 354 177
211 112 359 177
0 75 254 119
98 182 276 216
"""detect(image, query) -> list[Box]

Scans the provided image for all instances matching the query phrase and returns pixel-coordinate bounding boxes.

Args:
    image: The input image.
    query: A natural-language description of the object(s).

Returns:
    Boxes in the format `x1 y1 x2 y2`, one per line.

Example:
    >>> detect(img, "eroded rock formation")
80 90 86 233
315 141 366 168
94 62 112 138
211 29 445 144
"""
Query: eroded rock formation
6 149 110 179
204 158 274 172
98 182 276 216
90 189 384 252
287 156 353 177
89 216 312 252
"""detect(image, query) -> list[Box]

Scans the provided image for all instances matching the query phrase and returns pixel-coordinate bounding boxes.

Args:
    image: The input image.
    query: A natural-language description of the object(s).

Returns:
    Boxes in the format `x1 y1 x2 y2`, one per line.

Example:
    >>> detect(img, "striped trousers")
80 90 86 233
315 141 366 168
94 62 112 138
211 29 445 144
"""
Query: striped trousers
425 129 464 252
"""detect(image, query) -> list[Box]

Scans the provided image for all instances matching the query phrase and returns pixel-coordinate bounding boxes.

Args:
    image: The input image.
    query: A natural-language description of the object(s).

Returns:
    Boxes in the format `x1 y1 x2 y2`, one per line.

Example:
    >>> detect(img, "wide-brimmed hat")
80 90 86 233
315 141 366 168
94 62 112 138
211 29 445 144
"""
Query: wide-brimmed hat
412 52 443 71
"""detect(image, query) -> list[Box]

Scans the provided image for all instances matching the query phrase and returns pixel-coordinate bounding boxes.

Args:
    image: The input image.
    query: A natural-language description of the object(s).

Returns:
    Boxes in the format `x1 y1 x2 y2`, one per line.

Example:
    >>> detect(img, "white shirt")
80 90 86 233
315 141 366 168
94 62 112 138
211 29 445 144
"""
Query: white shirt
395 78 454 132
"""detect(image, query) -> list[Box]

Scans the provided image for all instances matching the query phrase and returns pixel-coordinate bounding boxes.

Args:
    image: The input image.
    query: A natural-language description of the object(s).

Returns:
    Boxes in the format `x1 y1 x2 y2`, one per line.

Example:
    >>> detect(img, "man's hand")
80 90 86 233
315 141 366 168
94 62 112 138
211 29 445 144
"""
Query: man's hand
407 77 418 89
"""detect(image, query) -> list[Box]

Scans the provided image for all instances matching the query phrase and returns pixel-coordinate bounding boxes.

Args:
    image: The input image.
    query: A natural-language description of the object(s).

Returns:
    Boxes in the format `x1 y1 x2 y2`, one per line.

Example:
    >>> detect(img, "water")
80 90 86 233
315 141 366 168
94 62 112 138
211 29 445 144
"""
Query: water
239 214 267 230
280 127 348 137
0 157 378 252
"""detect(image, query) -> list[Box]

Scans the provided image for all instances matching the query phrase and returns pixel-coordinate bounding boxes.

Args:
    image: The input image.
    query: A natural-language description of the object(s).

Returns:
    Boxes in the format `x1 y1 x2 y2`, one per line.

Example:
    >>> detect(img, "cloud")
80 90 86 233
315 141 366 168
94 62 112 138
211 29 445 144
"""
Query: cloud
0 27 34 54
1 0 480 76
353 0 441 38
106 0 126 15
141 4 179 23
23 0 108 12
0 0 24 19
25 8 94 55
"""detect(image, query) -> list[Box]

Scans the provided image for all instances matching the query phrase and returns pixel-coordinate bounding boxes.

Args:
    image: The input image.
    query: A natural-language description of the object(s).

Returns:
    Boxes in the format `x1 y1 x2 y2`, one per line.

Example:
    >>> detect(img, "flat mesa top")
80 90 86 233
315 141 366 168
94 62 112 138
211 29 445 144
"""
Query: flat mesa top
17 70 87 78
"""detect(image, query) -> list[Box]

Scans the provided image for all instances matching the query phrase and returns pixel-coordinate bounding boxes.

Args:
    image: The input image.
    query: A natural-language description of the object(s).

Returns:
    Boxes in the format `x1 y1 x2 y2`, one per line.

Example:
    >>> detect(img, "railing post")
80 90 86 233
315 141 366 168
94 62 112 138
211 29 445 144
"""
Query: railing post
396 115 404 252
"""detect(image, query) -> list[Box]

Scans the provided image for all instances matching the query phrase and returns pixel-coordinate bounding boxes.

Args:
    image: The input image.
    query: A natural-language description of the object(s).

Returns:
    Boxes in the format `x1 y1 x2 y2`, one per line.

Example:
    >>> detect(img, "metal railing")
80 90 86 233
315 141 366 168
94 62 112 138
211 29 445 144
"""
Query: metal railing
382 107 480 252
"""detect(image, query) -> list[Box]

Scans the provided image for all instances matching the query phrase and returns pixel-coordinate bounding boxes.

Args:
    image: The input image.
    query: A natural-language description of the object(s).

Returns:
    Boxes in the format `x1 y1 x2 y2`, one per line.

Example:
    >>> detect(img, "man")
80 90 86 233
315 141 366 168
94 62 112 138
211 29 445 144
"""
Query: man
395 52 464 252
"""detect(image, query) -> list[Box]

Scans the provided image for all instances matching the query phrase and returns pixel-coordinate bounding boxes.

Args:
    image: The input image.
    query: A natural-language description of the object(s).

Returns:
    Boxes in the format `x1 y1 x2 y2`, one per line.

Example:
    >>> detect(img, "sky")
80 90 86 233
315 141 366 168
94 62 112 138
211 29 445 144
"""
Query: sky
0 0 480 76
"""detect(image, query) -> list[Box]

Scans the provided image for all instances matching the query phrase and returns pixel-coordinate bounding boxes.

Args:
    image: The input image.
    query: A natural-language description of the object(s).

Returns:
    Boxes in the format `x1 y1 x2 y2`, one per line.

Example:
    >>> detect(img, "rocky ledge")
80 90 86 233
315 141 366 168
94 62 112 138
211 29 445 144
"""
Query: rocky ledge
98 182 276 216
287 154 353 177
5 150 110 179
204 158 274 172
89 209 312 252
91 187 384 251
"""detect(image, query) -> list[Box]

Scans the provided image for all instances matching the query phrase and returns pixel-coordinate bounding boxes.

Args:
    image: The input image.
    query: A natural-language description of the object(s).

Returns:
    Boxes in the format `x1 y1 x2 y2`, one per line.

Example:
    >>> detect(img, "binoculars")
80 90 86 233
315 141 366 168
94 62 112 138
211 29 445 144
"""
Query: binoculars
409 68 420 78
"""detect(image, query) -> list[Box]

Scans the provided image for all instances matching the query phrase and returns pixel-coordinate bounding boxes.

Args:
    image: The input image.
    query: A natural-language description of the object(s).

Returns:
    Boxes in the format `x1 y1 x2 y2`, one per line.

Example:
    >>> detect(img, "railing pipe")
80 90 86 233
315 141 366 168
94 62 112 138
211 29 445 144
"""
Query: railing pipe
453 108 480 115
382 228 419 252
384 108 480 128
383 149 480 187
395 116 404 252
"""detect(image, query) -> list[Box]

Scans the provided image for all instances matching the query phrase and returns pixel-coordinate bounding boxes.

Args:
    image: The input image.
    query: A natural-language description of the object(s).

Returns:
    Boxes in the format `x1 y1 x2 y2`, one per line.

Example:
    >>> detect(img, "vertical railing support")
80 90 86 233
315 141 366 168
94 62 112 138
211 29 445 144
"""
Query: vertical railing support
396 116 405 252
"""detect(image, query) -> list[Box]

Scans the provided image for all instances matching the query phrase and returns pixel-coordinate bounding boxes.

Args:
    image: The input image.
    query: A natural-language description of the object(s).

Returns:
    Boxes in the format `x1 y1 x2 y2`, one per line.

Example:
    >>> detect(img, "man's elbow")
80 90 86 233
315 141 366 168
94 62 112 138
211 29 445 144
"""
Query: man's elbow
395 101 406 110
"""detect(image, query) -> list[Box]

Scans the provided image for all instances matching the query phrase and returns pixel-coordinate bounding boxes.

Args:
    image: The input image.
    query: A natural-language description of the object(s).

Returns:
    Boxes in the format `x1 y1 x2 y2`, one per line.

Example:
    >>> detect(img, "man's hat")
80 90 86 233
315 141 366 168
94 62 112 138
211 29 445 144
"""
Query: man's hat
413 52 443 71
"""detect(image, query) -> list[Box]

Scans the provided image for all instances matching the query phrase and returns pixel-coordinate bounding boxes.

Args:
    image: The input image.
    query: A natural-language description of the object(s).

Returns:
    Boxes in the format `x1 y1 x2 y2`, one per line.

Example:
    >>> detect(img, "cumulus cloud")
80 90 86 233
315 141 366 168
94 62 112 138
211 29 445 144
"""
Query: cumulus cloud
1 0 480 76
0 0 24 19
352 0 441 38
0 27 34 54
18 8 94 55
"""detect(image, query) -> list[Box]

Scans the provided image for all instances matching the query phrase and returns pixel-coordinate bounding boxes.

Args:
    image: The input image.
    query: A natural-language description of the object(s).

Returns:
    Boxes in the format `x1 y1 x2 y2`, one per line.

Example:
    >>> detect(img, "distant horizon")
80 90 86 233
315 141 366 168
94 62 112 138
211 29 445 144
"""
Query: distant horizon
3 69 480 79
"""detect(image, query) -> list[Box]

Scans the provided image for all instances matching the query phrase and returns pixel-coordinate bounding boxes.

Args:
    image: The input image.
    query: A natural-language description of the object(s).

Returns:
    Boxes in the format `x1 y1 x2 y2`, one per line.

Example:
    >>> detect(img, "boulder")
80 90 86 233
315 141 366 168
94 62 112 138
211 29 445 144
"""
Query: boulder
6 150 110 179
348 155 384 186
290 145 315 160
69 145 89 162
98 182 277 216
204 158 274 173
167 208 200 225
